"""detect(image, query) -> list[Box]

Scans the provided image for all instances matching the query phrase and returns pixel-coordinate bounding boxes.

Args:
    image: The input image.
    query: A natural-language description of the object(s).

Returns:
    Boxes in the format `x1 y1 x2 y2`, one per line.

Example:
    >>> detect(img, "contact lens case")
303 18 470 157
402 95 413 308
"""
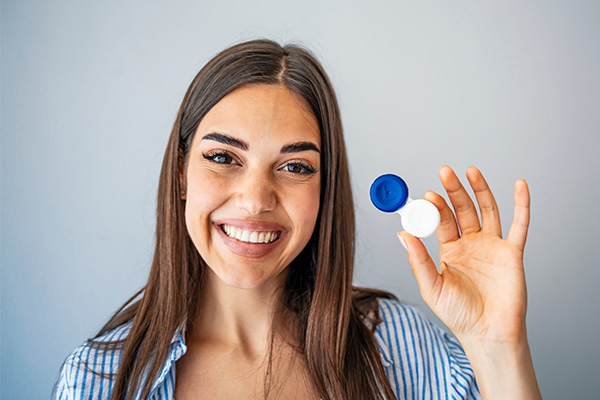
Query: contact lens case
370 174 440 238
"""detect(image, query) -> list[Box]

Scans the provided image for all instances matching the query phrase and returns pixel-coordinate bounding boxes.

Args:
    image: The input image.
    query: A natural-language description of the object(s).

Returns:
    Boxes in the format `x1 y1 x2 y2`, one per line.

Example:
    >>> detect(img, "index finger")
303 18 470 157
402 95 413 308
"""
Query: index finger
439 165 481 235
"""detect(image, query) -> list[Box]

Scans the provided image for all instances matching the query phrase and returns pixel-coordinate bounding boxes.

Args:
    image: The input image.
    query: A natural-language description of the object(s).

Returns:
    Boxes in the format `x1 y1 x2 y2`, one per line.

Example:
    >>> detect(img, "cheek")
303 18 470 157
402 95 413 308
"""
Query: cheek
289 181 321 238
184 167 230 237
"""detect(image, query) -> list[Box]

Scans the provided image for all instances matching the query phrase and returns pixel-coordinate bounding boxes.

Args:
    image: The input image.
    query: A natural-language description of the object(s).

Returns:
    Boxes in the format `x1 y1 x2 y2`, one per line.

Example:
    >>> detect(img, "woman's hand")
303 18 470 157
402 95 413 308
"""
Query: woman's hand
398 165 541 399
399 165 530 343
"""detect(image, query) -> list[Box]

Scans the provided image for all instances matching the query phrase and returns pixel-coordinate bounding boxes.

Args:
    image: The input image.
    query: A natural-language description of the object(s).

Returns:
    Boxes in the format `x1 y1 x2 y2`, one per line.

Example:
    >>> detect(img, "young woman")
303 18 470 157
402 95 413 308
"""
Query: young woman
55 39 542 400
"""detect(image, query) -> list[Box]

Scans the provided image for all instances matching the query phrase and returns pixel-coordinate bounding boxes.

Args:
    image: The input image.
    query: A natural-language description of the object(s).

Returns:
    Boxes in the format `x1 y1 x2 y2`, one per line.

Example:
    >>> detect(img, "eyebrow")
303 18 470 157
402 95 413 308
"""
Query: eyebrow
202 132 320 154
280 141 320 154
201 133 249 150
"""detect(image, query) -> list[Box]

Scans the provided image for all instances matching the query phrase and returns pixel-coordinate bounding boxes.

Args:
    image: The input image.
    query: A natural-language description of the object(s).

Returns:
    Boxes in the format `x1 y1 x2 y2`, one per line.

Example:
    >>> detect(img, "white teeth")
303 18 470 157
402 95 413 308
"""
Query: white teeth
249 231 258 243
221 224 280 244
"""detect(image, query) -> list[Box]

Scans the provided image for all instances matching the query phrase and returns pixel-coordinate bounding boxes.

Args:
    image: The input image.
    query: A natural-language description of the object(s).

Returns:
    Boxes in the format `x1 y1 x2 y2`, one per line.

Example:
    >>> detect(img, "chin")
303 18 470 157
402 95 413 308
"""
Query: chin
212 264 284 291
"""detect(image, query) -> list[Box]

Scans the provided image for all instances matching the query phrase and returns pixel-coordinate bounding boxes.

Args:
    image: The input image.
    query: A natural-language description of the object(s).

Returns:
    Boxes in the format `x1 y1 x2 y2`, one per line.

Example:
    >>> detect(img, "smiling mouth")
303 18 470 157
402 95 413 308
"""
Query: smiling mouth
219 224 282 244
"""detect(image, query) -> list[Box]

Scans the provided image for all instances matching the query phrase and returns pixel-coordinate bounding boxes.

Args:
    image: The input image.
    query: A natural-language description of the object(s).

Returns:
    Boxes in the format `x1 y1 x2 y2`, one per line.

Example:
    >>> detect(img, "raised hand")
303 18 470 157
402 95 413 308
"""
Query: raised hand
398 165 531 344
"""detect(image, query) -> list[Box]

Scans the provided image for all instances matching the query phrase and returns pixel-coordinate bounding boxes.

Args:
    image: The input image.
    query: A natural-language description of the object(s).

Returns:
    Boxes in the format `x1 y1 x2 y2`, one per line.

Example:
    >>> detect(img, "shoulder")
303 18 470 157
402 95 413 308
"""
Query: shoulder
374 298 481 399
375 298 449 367
54 322 132 400
376 298 447 344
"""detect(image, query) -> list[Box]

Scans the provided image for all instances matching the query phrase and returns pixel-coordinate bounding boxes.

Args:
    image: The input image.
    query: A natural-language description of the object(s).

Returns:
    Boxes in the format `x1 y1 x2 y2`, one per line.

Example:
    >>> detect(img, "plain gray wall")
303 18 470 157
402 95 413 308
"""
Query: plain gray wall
2 0 599 398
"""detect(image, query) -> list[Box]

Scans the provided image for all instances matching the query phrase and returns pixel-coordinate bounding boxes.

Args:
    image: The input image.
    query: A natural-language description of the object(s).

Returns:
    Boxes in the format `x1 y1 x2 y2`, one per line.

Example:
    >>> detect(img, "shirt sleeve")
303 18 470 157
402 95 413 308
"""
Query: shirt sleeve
54 324 131 400
55 345 82 400
375 298 481 400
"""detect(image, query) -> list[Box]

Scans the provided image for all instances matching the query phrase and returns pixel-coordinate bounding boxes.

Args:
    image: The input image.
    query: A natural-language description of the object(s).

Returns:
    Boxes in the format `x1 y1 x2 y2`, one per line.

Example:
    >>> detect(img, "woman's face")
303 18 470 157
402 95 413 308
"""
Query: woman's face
183 84 321 290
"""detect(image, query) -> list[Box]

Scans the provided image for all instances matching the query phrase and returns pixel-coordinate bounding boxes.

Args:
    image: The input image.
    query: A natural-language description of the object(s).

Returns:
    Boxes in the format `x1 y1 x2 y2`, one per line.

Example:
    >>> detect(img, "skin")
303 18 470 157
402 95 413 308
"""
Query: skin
175 84 321 399
399 165 542 399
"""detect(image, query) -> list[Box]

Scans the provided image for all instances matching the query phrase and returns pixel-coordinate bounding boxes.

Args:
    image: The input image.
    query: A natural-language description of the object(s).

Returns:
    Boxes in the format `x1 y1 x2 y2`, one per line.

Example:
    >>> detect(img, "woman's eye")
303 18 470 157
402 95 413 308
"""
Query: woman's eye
282 163 316 174
203 152 237 165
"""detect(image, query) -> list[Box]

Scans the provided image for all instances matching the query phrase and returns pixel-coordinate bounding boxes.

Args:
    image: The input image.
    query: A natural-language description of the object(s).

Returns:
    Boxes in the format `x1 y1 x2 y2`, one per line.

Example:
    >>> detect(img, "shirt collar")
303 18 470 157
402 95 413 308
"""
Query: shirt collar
373 329 393 367
147 326 188 397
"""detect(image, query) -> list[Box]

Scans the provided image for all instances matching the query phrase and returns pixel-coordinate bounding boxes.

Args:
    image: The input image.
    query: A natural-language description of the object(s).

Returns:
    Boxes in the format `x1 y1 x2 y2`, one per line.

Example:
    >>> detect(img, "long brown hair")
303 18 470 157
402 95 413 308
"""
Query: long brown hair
92 39 397 400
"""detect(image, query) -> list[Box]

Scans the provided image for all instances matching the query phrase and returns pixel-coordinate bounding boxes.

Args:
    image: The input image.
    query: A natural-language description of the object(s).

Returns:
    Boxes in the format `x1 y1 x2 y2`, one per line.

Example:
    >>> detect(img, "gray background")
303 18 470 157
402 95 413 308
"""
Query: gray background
2 0 599 398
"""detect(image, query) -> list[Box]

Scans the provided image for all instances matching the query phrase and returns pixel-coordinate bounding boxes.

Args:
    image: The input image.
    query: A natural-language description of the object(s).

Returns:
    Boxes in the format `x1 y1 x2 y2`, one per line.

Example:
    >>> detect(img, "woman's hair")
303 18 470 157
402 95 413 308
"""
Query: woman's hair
92 39 396 400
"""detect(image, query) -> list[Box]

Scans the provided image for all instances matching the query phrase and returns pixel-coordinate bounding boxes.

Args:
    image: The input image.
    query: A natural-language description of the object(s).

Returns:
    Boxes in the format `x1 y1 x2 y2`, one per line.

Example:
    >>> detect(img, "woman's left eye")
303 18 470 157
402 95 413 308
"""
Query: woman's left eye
281 163 317 175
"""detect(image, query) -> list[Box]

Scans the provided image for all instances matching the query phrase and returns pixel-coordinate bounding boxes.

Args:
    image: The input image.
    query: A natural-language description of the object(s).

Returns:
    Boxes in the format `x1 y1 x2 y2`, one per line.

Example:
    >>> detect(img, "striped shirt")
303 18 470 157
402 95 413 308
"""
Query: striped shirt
55 298 480 399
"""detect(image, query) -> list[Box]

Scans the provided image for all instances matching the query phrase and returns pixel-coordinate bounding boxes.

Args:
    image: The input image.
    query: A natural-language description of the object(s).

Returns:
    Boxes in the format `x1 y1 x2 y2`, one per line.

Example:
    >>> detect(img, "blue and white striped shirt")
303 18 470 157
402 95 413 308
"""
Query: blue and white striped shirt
55 298 480 399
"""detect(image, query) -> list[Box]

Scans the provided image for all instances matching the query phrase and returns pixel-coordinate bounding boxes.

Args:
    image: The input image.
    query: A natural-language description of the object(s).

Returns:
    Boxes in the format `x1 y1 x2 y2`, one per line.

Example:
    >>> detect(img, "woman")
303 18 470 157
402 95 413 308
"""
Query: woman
55 39 542 399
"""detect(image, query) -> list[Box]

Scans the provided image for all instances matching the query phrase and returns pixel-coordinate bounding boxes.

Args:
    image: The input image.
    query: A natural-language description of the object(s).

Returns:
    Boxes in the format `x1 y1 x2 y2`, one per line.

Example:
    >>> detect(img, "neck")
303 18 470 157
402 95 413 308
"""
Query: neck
190 269 290 355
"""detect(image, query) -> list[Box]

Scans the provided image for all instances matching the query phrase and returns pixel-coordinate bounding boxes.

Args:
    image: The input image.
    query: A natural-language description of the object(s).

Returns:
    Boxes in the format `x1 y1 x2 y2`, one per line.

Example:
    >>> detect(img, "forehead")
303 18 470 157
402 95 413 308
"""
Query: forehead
196 84 321 146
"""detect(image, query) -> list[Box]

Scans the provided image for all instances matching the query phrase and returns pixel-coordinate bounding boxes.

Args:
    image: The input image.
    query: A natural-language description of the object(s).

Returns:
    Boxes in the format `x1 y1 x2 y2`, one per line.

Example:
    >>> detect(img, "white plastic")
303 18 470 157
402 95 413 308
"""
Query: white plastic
397 198 440 238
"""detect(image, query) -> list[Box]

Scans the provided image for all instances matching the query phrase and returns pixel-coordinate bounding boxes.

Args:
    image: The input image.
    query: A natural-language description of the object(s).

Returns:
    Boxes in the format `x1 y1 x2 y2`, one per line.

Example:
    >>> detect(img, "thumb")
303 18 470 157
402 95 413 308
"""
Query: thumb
398 232 442 304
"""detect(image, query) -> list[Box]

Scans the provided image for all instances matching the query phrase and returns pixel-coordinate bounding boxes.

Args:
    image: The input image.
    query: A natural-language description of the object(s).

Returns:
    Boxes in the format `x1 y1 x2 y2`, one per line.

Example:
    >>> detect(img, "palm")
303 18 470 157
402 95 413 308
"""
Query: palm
400 166 530 344
434 233 527 341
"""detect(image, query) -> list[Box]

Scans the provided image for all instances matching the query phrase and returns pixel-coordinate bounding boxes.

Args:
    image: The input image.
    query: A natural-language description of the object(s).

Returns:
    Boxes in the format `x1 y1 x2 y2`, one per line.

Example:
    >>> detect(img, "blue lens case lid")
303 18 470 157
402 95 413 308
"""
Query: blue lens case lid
370 174 409 213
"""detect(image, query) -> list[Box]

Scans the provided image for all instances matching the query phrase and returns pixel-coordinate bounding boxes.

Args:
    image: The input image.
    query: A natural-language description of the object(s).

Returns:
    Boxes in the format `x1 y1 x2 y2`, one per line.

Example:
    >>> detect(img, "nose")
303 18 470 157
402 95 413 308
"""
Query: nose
235 171 277 215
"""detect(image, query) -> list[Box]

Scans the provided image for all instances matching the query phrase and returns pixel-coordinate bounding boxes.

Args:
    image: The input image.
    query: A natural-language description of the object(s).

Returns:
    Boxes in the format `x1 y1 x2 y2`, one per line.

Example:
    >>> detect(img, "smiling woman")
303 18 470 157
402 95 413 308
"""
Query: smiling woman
54 40 541 400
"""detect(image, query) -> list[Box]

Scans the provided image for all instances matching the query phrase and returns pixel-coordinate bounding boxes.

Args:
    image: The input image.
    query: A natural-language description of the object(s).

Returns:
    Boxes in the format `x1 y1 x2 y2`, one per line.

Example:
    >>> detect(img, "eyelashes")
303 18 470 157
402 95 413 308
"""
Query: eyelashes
202 150 318 175
281 163 317 175
202 150 238 165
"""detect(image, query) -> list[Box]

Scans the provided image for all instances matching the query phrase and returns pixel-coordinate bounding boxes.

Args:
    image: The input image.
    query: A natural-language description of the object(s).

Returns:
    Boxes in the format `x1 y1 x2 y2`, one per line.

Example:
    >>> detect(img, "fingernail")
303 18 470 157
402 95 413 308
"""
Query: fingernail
398 234 408 250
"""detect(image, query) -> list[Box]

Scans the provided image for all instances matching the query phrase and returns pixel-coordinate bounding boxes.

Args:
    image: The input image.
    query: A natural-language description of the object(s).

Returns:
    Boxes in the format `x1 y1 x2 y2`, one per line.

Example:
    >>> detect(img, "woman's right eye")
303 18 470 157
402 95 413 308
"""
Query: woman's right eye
202 151 238 165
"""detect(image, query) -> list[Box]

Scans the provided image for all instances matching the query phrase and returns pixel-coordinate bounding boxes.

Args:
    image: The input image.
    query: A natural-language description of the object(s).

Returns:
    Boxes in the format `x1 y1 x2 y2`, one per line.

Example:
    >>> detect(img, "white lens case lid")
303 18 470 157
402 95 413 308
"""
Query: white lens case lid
398 199 440 238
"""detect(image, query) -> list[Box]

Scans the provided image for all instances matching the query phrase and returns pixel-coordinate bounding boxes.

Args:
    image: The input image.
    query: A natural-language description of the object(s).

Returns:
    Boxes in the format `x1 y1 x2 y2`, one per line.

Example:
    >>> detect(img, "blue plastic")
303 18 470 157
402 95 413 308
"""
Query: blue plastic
370 174 409 213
